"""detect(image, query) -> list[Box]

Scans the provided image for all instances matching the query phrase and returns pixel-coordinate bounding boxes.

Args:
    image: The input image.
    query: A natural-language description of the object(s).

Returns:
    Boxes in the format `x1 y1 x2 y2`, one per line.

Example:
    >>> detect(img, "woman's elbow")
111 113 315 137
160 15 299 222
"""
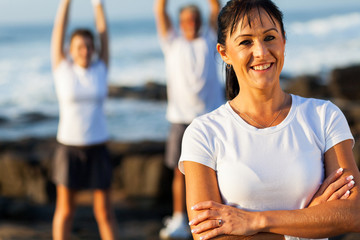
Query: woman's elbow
349 194 360 232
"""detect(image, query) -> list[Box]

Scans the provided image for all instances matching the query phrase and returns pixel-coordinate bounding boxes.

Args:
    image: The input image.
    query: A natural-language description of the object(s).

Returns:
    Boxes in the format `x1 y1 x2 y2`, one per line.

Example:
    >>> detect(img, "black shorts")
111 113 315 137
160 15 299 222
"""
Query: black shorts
165 124 189 169
52 143 112 190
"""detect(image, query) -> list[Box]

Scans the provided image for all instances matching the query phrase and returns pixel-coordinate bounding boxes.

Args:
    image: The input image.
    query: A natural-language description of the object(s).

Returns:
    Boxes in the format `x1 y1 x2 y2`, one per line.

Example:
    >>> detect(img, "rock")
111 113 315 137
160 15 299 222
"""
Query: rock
143 82 167 100
16 112 55 124
0 116 7 126
108 82 167 101
0 152 48 204
328 65 360 100
115 154 164 198
109 141 171 204
285 75 328 98
0 138 170 206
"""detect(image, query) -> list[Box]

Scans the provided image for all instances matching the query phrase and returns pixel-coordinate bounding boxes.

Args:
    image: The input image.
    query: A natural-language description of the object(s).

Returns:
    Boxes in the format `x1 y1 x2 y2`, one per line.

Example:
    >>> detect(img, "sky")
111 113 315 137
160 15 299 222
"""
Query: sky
1 0 360 26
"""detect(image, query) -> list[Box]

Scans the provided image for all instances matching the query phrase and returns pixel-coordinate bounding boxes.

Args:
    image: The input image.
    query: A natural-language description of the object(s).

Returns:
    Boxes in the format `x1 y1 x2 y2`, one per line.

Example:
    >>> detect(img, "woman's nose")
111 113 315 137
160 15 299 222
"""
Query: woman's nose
253 41 269 58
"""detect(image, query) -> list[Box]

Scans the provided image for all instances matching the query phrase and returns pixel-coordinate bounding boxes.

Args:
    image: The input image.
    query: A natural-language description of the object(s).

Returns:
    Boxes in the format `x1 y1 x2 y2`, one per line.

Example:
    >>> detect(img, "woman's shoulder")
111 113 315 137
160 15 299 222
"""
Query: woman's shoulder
189 103 231 131
292 94 342 117
293 94 329 105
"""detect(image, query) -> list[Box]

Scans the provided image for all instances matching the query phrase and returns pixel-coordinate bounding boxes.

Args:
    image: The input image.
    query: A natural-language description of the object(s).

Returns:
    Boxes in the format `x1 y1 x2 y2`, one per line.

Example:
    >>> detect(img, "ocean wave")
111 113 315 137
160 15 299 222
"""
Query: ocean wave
289 12 360 36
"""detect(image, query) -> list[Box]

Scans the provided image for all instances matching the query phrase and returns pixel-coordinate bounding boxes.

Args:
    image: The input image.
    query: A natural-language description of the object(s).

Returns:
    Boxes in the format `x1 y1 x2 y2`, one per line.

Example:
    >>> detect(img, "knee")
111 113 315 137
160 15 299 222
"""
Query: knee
54 206 75 222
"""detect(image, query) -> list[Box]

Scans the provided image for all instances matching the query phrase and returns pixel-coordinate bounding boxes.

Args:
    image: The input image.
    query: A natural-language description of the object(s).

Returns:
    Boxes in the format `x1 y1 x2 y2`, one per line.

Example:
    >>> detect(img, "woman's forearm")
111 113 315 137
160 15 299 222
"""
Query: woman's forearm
51 0 71 69
153 0 172 38
93 3 109 66
212 233 284 240
261 197 360 238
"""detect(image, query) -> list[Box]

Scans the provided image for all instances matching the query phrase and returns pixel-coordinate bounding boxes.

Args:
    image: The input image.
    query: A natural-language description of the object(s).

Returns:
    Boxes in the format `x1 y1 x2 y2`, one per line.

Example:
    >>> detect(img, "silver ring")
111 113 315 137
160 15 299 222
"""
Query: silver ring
218 219 223 227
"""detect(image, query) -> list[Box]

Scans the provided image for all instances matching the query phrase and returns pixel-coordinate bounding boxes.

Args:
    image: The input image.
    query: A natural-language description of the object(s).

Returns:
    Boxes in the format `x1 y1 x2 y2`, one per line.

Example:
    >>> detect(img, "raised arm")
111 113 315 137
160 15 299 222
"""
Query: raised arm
51 0 71 70
184 161 285 240
154 0 172 38
93 0 109 67
208 0 220 32
188 140 360 239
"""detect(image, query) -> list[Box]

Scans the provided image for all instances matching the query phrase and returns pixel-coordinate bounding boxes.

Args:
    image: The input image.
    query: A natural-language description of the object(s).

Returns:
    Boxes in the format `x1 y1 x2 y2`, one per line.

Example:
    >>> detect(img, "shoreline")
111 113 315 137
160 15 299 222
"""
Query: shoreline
0 64 360 239
1 64 360 141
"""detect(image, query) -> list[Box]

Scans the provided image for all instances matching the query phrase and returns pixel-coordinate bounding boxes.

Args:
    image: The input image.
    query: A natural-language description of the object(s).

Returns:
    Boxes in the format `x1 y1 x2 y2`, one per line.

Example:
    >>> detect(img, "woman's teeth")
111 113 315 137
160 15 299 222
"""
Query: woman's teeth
252 63 271 70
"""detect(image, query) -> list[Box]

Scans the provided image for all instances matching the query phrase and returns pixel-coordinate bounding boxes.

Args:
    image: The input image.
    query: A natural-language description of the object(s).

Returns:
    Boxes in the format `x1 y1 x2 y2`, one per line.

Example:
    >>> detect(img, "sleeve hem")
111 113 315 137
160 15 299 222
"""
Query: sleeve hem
325 136 355 152
178 157 216 175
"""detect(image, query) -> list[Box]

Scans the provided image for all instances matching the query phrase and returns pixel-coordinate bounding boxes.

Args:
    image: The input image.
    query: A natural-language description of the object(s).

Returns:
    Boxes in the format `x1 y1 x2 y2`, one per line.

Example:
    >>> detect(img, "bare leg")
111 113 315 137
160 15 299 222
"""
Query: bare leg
52 185 76 240
93 189 119 240
173 168 186 214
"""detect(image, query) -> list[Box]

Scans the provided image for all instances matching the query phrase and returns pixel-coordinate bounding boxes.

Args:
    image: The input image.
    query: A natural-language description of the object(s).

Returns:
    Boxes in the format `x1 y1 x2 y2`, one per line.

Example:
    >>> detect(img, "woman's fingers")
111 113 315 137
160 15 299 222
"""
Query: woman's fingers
198 227 224 240
191 219 223 234
189 209 220 226
189 201 222 226
328 176 355 201
317 168 343 196
191 200 222 211
308 168 344 207
309 170 355 207
340 190 351 200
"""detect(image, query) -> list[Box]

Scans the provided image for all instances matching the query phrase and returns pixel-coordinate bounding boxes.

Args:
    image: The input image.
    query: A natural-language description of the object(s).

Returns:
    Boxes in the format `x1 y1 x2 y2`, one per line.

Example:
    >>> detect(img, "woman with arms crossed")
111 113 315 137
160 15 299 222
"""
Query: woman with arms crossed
51 0 119 239
179 0 360 239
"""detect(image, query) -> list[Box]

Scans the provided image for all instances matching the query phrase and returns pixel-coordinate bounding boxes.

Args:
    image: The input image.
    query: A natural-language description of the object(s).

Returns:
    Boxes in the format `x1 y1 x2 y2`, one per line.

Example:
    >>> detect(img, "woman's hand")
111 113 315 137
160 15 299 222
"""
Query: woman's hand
189 201 262 240
308 168 355 207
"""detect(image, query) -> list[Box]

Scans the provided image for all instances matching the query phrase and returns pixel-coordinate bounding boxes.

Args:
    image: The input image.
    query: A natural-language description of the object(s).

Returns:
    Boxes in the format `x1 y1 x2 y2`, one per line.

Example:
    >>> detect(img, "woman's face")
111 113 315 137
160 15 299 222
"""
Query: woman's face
69 35 94 68
218 8 286 91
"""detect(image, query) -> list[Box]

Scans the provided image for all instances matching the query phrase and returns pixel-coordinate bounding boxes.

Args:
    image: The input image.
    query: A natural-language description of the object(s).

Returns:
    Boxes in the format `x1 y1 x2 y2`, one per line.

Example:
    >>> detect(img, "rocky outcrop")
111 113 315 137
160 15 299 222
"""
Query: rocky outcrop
284 75 329 98
0 138 170 205
108 82 167 101
328 65 360 100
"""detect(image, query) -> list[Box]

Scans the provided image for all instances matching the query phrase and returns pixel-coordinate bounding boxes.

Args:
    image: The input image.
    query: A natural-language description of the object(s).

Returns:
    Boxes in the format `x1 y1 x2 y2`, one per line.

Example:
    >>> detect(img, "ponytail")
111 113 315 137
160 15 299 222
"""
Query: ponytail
225 64 239 100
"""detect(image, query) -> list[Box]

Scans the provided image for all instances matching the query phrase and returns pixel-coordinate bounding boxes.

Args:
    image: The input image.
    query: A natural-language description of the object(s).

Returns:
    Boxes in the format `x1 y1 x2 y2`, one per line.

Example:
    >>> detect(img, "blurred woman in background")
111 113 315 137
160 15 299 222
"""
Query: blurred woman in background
51 0 118 239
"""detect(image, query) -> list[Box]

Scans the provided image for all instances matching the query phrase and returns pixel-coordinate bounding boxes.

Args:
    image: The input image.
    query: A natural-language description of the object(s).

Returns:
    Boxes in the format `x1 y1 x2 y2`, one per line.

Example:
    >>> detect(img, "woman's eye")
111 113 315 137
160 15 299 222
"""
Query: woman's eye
240 40 251 46
265 36 275 41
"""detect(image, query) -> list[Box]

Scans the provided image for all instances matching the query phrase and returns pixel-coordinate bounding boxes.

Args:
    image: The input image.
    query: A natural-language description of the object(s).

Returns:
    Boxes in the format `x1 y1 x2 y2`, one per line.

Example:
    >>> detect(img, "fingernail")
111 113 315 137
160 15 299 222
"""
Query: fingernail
346 175 354 181
189 220 193 226
200 237 205 240
191 229 197 234
337 168 344 174
191 205 196 210
348 180 355 187
344 190 350 198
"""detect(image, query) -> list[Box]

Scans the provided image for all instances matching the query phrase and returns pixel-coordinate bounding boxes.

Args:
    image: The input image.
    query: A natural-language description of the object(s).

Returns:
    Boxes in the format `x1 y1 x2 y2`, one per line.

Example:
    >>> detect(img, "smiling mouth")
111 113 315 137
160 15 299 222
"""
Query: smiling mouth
251 63 273 71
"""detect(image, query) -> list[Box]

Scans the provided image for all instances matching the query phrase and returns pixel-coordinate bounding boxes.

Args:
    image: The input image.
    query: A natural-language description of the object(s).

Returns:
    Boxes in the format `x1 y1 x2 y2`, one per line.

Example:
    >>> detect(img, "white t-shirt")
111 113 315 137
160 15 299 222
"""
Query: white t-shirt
53 60 108 146
179 94 354 240
160 28 224 124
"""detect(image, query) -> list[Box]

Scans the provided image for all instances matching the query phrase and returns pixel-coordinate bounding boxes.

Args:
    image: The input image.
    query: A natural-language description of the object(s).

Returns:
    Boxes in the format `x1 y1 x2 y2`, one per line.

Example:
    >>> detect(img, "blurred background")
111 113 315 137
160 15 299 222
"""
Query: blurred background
0 0 360 239
0 0 359 142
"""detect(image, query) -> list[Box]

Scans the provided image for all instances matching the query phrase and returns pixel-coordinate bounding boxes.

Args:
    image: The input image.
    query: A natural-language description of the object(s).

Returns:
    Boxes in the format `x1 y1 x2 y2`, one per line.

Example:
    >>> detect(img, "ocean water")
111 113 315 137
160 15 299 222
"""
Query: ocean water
0 1 359 141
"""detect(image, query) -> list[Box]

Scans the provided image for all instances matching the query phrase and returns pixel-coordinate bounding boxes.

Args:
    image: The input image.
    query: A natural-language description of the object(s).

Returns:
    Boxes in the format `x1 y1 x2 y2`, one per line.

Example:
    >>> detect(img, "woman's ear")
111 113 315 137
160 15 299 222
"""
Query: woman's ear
217 43 232 65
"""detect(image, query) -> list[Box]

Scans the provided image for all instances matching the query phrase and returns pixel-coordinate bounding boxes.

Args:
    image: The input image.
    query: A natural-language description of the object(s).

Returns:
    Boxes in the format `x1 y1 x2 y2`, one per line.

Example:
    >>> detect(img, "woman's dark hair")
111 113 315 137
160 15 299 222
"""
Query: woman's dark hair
70 28 95 49
217 0 285 100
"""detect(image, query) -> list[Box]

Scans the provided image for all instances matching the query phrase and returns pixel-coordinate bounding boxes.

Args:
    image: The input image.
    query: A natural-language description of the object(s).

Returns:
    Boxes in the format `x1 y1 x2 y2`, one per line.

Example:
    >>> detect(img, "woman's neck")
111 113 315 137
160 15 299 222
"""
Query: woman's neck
229 89 291 128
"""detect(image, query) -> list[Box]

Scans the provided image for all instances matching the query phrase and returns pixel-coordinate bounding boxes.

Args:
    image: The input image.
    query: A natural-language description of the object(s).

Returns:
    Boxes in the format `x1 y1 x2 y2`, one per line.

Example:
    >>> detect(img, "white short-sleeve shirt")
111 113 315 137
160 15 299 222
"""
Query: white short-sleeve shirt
53 60 108 146
179 94 354 240
160 29 224 124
